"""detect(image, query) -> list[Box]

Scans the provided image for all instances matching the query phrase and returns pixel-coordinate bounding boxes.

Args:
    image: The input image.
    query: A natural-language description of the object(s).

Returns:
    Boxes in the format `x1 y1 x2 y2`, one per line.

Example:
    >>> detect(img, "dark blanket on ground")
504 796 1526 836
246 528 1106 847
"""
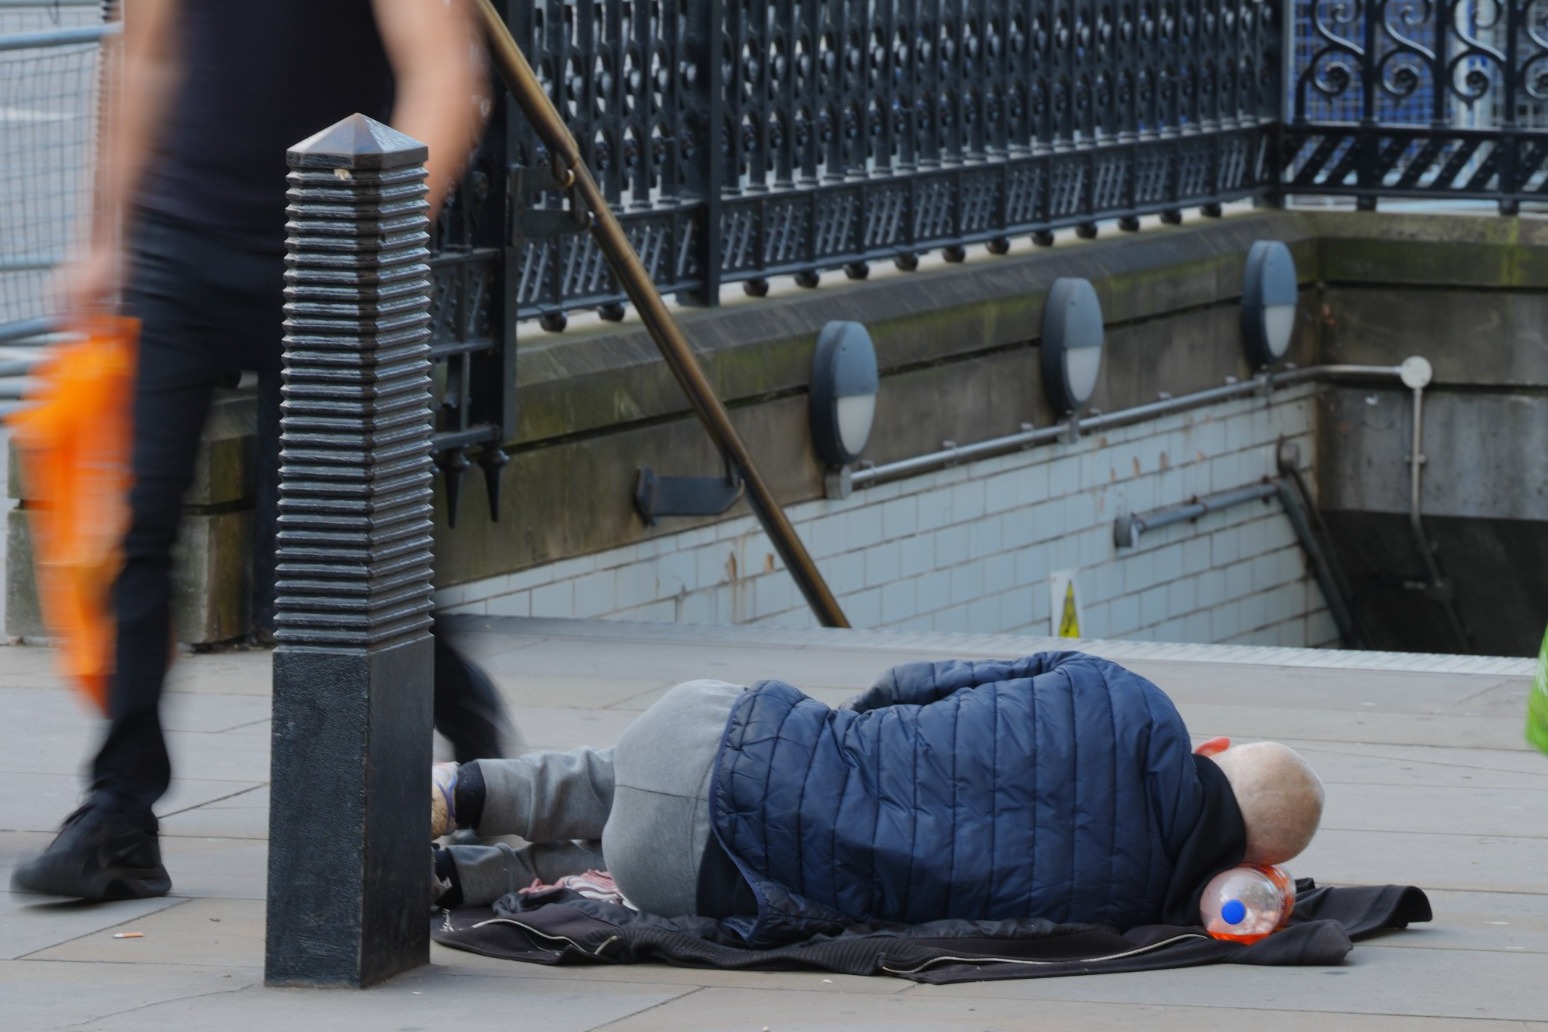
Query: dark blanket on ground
431 880 1432 983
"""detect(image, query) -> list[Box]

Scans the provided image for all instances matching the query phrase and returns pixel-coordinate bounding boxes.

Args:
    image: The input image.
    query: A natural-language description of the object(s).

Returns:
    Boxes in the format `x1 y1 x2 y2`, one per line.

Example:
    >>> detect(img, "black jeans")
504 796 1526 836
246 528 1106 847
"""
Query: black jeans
90 214 506 812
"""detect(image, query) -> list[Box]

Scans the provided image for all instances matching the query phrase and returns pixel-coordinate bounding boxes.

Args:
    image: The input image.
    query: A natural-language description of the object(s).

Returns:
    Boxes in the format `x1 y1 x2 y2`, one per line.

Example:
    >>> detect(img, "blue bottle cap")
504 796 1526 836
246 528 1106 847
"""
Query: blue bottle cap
1221 898 1247 925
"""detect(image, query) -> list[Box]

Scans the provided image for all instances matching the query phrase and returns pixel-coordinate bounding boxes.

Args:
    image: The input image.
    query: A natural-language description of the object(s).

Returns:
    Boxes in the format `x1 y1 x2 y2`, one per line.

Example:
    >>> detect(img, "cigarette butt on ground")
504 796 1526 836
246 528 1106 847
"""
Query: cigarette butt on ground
112 932 144 939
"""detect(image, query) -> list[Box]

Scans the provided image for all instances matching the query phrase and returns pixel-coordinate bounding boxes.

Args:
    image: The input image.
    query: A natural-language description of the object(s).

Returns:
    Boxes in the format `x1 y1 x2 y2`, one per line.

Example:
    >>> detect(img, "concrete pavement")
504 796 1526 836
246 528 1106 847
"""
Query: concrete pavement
3 615 1547 1031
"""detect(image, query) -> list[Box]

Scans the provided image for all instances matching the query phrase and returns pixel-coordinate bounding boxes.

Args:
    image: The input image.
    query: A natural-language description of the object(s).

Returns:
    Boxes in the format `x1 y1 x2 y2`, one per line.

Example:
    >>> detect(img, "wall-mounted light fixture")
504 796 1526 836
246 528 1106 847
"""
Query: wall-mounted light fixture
1241 240 1299 370
810 320 879 468
1040 277 1105 416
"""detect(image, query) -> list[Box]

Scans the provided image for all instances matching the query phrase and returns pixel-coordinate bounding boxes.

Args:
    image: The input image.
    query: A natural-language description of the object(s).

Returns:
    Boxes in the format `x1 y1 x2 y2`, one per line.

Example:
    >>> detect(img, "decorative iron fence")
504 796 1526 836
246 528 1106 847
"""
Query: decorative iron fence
419 0 1548 518
427 87 516 524
492 0 1284 326
1283 0 1548 210
7 2 1547 524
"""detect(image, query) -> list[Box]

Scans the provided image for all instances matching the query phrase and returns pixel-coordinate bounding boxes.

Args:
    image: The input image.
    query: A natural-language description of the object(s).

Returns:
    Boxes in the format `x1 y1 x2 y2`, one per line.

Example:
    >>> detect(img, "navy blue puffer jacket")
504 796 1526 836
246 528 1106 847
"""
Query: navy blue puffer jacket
709 651 1207 945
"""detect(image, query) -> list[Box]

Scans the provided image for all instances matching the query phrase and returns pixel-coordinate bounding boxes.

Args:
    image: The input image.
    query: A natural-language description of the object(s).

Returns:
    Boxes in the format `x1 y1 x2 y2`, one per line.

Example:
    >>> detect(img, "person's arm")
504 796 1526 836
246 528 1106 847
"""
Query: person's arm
371 0 487 219
60 0 183 315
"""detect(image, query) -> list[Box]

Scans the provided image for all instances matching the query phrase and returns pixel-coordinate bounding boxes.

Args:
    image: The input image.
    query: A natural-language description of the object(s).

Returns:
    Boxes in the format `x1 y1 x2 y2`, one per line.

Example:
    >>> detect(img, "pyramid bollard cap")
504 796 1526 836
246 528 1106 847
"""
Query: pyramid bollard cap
288 113 428 171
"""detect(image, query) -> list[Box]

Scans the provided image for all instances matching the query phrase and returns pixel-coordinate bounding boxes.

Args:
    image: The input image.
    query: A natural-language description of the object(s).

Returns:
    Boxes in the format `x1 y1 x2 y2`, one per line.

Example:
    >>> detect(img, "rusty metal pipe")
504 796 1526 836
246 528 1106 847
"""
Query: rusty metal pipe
473 0 848 627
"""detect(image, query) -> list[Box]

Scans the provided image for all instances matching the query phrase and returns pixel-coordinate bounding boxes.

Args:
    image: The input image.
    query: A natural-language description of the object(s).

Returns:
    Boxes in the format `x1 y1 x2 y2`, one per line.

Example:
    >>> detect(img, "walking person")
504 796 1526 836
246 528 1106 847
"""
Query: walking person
12 0 511 902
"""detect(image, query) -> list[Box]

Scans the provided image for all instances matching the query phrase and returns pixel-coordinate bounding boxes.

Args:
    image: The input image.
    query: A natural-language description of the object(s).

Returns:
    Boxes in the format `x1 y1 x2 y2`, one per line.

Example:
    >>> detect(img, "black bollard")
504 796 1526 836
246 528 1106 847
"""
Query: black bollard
264 114 437 987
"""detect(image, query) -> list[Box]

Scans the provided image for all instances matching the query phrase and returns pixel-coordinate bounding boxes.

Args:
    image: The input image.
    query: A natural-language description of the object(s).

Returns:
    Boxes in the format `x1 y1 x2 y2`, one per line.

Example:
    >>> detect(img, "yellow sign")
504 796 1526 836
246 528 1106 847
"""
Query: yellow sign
1050 570 1083 639
1058 581 1081 638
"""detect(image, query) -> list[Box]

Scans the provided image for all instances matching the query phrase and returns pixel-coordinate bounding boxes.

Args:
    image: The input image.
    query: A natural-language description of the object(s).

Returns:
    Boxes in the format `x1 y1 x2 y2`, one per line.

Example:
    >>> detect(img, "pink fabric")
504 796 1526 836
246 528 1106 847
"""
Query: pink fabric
520 869 629 906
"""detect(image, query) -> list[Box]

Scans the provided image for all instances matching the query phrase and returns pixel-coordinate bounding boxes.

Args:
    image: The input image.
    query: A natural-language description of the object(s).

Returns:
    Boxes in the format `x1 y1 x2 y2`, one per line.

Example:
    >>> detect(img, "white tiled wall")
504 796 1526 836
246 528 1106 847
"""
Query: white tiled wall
437 386 1338 648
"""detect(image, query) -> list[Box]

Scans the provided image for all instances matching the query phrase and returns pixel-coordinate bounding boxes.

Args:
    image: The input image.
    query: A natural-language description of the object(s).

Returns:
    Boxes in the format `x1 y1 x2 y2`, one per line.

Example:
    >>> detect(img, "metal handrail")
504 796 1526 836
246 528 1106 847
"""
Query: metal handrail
0 23 118 51
843 355 1473 650
474 0 849 628
0 317 55 344
1113 469 1361 648
1113 481 1282 549
848 363 1411 491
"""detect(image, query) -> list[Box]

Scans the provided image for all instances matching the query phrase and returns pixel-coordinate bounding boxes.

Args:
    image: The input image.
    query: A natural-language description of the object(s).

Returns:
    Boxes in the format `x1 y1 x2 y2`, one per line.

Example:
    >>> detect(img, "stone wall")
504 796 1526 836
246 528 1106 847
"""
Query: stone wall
1307 212 1548 655
435 216 1319 553
422 209 1339 645
436 386 1335 647
31 209 1548 652
9 210 1339 647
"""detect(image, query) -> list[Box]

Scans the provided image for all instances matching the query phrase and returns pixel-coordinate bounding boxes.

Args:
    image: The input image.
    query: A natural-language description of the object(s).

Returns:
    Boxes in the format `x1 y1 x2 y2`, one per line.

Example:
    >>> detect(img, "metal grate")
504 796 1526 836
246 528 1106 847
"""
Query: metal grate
0 12 109 326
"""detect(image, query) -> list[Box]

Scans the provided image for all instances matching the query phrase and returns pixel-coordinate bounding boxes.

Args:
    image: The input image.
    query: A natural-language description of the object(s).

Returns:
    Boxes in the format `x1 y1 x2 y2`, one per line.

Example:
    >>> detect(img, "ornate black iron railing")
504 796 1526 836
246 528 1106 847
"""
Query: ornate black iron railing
493 0 1282 324
425 0 1548 519
427 66 516 524
1283 0 1548 211
426 0 1281 500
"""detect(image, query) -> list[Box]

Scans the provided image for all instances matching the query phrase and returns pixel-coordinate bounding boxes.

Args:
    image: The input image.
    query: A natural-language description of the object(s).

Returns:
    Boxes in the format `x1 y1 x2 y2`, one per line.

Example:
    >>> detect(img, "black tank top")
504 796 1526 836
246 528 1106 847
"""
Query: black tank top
138 0 395 254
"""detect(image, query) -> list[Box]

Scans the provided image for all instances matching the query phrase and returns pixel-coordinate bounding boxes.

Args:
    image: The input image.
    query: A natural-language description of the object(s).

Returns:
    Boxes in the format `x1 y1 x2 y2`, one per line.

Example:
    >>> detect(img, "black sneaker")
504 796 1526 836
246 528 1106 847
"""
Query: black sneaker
433 635 519 762
10 800 172 901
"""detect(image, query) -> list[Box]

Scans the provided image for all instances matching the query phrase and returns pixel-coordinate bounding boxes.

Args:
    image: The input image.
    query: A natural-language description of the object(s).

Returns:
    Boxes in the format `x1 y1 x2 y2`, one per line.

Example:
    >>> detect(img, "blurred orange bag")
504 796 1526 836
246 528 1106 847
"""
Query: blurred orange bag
9 315 137 713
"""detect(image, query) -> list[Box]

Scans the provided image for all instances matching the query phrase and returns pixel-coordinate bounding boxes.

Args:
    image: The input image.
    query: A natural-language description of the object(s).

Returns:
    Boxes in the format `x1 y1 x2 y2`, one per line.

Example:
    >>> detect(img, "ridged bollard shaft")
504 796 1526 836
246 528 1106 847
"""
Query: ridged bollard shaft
265 114 436 987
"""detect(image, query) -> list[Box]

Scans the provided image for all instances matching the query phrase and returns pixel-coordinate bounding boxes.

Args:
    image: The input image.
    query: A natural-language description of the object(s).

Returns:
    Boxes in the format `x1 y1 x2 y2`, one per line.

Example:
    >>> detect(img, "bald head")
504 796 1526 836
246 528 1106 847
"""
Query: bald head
1209 742 1325 865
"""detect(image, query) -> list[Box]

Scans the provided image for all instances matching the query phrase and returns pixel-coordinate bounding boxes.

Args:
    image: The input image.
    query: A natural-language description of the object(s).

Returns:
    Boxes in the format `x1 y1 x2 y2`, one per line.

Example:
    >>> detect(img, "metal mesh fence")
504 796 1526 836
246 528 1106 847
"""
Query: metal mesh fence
0 3 108 327
0 0 98 34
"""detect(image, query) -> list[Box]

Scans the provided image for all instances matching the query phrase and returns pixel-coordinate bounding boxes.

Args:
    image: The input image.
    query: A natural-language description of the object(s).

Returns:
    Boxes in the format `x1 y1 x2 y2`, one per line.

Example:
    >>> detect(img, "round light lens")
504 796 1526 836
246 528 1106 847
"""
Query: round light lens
810 321 879 467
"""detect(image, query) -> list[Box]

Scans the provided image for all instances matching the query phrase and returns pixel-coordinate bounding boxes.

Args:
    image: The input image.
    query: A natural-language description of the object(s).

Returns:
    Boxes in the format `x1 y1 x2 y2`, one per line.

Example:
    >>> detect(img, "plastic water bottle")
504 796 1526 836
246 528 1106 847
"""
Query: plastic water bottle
1200 863 1295 943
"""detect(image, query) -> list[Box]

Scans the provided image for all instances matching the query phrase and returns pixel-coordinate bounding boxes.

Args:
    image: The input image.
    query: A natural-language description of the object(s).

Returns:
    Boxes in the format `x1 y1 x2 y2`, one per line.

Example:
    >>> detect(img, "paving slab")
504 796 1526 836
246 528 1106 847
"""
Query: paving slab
0 889 183 960
4 776 269 839
511 704 649 753
29 896 266 968
1306 774 1548 838
1 617 1545 1031
0 961 260 1031
1376 888 1548 953
151 834 269 902
492 674 681 712
1292 827 1548 895
518 985 1537 1032
82 971 695 1032
0 684 99 727
922 943 1544 1022
1164 700 1530 750
0 646 76 685
1308 739 1548 777
161 727 271 783
158 784 269 839
162 649 275 697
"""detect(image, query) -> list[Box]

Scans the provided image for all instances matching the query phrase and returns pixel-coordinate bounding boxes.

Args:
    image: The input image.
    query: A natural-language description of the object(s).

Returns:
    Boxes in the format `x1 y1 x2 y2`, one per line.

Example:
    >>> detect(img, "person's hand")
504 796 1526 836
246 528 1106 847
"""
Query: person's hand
52 244 123 321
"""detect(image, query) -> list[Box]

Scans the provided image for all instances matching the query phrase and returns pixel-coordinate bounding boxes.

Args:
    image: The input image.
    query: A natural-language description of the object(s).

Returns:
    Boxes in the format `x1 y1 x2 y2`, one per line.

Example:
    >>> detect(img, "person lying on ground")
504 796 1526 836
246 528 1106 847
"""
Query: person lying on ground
428 650 1324 944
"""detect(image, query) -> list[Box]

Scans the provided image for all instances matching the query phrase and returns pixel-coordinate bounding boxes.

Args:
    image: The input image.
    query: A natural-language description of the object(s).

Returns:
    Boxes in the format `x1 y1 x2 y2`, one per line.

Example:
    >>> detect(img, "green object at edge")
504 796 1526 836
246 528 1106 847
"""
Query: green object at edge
1528 625 1548 756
